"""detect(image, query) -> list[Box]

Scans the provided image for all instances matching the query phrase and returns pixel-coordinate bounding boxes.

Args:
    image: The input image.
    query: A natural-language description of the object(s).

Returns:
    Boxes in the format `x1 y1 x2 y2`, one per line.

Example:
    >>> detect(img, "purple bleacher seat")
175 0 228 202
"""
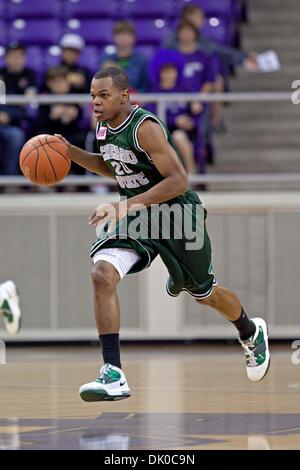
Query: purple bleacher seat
134 20 171 46
202 17 230 45
9 19 62 46
122 0 172 19
63 19 113 46
43 46 61 70
0 1 5 18
78 45 100 74
63 0 119 19
6 0 61 19
25 46 44 72
0 20 7 45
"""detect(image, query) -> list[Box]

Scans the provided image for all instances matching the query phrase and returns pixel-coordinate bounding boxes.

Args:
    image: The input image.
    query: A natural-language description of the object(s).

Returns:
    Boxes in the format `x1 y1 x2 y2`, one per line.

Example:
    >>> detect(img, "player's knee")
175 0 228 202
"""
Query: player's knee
196 288 218 307
196 296 211 306
91 261 119 291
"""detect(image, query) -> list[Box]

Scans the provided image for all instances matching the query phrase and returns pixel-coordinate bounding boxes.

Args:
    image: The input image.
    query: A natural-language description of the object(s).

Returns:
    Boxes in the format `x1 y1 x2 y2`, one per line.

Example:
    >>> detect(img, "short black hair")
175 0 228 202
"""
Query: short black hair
6 41 25 55
94 66 129 90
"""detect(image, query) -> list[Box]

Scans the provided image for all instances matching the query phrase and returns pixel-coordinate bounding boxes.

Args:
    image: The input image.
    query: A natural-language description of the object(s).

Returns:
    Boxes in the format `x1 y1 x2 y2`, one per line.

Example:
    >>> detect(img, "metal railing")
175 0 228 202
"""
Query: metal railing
1 91 297 187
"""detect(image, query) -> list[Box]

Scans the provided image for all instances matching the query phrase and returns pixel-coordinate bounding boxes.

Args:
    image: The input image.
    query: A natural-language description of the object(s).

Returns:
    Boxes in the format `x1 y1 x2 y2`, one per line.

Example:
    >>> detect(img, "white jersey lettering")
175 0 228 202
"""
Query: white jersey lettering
100 144 138 164
116 172 150 189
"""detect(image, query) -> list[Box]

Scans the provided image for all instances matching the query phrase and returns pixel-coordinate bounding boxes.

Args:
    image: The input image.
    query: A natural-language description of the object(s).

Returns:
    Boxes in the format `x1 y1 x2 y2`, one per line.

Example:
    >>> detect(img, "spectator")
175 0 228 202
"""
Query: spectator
149 53 199 173
0 42 37 176
174 21 218 167
164 4 258 73
36 66 87 176
99 21 149 92
59 34 92 93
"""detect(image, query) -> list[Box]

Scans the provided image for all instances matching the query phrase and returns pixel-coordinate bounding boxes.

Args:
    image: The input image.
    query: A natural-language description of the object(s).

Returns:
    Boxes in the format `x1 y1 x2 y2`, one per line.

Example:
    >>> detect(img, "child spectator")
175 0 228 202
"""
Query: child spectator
149 51 204 173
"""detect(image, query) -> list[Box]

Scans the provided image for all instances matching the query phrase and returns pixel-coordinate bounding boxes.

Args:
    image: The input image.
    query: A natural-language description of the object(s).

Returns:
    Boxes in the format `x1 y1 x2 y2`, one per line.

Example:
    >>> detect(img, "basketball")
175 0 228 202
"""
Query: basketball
19 134 71 186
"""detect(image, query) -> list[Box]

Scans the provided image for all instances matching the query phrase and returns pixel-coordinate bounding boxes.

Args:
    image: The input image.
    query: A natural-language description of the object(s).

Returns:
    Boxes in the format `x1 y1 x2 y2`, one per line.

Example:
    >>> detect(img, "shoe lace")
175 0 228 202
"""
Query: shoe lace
96 364 111 384
239 339 258 367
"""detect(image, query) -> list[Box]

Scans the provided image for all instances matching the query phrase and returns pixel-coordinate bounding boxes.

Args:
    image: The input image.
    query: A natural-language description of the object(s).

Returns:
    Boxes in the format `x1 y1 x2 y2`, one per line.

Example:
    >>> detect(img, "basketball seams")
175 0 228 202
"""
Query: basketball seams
20 134 70 185
37 137 57 181
45 136 71 166
20 143 38 165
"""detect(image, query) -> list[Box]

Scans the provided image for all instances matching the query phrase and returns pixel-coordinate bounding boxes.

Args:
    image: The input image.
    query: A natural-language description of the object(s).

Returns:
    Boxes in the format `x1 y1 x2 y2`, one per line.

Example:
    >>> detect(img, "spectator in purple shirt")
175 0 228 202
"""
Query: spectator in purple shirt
149 52 204 173
175 20 216 95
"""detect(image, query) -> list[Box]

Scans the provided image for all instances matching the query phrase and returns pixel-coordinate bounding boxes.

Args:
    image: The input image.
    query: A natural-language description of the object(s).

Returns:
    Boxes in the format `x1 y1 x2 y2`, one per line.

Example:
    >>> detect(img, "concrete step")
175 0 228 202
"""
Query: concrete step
242 23 300 38
231 72 298 91
244 37 300 51
209 161 300 173
212 147 300 164
250 0 300 9
214 133 300 150
223 103 298 120
222 119 299 134
250 9 300 24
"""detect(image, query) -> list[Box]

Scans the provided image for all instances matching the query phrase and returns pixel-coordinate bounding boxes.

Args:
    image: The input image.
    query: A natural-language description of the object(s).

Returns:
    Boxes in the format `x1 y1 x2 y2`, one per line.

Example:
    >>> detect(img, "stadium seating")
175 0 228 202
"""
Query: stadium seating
0 0 246 80
62 19 114 46
5 0 61 19
8 19 62 46
63 0 120 19
122 0 173 19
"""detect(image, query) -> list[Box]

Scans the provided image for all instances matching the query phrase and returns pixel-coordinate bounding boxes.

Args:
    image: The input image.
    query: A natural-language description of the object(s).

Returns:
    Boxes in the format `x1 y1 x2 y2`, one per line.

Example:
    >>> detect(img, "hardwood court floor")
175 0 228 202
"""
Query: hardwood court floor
0 344 300 450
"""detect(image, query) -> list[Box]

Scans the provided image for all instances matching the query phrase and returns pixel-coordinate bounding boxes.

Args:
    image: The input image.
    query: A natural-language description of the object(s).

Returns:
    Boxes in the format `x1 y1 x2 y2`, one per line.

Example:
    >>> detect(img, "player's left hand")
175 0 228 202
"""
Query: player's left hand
89 200 128 233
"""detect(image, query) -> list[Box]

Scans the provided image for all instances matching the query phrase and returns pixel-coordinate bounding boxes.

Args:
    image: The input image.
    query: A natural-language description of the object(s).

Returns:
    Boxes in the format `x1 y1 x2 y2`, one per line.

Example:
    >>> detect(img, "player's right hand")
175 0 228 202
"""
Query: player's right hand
54 134 71 147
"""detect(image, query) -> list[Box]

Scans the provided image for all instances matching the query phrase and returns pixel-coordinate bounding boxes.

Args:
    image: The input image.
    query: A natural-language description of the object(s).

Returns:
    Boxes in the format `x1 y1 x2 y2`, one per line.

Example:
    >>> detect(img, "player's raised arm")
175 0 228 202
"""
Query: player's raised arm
126 119 190 211
54 133 114 179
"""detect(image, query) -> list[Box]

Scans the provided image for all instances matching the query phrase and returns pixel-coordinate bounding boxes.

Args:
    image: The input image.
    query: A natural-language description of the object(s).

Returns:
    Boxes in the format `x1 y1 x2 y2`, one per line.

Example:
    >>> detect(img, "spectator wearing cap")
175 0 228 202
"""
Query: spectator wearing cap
0 42 37 176
99 21 149 92
59 33 91 93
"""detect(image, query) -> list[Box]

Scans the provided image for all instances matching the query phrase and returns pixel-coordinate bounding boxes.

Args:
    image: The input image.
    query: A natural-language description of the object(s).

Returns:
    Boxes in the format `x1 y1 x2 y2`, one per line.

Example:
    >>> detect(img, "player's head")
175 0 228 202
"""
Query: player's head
90 66 130 122
5 42 26 72
181 4 205 30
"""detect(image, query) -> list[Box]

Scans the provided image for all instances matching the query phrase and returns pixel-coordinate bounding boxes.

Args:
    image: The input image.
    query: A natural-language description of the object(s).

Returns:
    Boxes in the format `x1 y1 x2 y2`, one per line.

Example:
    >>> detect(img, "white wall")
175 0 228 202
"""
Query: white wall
1 192 300 341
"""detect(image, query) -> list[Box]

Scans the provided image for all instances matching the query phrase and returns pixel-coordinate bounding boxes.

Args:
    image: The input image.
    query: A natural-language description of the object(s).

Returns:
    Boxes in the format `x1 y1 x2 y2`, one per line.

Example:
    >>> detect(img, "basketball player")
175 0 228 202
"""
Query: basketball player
0 281 21 335
55 67 270 402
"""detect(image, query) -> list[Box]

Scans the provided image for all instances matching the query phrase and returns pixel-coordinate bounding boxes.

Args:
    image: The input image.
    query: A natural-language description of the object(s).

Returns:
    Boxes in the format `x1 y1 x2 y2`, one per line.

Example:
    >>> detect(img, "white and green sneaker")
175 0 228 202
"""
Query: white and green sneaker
239 317 270 382
0 281 22 336
79 364 131 402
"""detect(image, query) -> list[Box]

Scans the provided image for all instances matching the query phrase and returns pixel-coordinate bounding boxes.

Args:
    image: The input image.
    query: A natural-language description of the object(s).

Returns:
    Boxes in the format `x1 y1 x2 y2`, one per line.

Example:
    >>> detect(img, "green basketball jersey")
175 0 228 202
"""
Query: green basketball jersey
92 105 216 298
96 105 183 198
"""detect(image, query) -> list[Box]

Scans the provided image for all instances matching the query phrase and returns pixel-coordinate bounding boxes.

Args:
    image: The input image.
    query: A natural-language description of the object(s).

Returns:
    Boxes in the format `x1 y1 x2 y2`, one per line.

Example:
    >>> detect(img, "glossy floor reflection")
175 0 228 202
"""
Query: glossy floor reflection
0 345 300 449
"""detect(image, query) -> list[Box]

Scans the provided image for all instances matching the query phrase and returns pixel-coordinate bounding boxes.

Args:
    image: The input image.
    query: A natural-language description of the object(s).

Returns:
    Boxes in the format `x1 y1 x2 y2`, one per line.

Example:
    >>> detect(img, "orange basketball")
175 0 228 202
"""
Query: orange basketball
19 134 71 186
